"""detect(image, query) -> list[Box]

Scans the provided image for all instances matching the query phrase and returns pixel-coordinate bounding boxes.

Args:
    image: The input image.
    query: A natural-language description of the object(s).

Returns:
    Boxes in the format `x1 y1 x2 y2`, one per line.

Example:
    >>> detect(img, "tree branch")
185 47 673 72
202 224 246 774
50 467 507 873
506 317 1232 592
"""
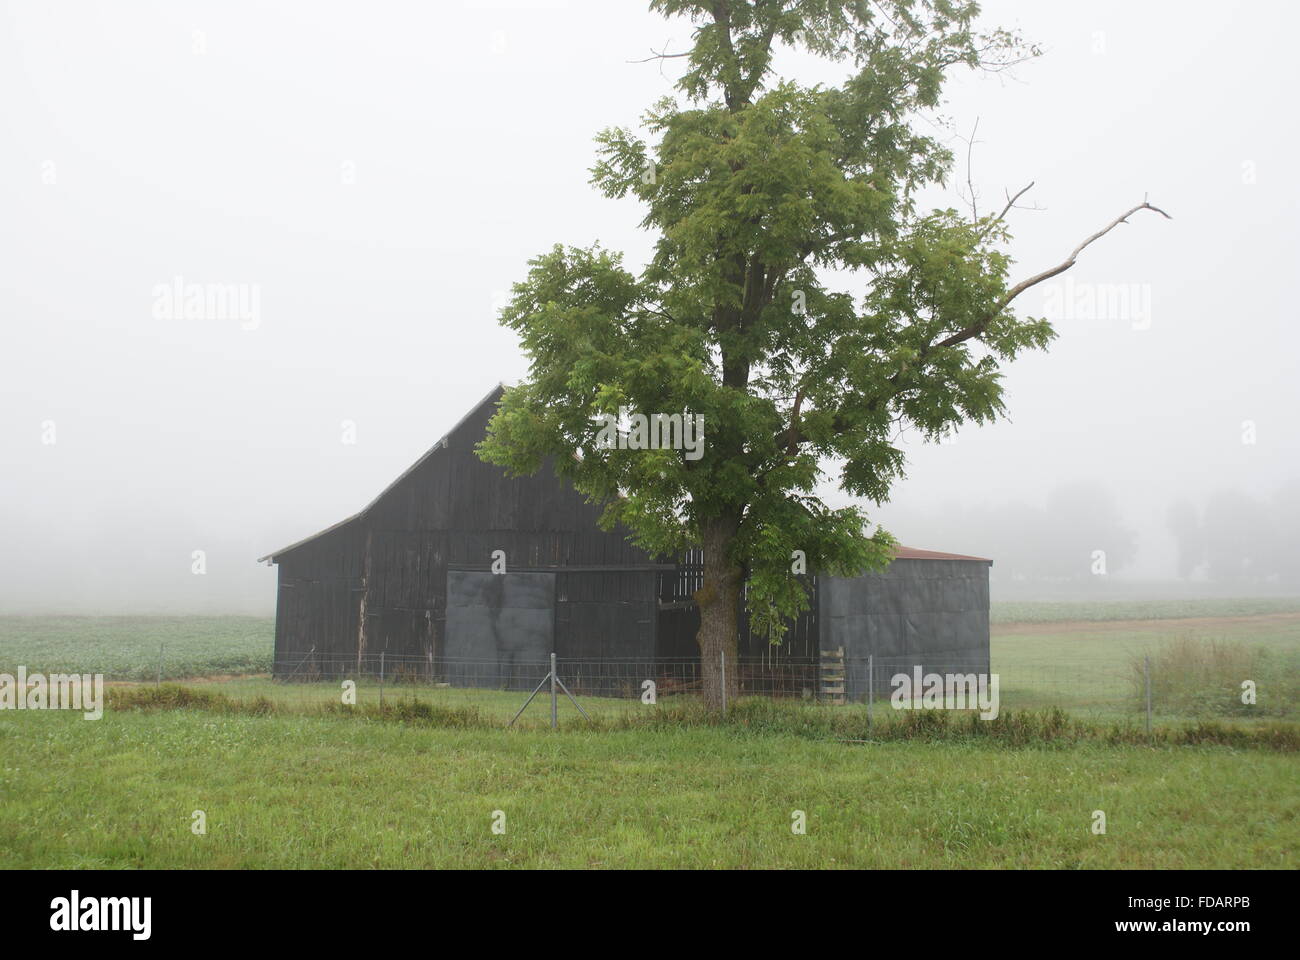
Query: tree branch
784 388 804 458
774 197 1172 452
963 118 981 222
628 47 692 64
975 181 1035 242
936 199 1172 349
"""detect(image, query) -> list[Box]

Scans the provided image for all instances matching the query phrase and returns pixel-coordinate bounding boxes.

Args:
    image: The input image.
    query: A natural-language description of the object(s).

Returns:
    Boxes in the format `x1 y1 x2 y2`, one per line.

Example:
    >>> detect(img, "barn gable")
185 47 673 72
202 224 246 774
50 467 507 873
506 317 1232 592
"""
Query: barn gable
262 384 658 672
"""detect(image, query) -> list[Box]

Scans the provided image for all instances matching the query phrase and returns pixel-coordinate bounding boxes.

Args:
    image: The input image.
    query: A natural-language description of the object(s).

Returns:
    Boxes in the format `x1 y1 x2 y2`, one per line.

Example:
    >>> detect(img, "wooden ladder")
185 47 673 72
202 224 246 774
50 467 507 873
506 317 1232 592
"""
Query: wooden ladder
819 646 846 705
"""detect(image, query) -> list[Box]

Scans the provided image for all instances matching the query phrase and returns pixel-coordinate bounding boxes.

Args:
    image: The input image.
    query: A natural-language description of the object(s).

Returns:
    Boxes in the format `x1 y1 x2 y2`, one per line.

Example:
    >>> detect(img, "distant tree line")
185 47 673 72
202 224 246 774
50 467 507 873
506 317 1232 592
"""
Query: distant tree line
896 483 1137 582
880 479 1300 586
1168 481 1300 584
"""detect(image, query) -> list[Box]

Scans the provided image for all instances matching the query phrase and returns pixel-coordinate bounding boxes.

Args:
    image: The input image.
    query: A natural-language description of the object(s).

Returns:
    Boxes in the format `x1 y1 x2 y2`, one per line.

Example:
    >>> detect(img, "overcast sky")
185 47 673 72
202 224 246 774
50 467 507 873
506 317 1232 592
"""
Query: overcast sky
2 0 1296 613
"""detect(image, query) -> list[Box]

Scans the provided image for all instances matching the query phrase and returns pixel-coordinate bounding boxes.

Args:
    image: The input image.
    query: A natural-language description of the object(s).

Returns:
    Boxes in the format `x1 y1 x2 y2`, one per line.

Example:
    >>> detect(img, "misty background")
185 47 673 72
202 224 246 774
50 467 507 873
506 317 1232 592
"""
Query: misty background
2 0 1297 614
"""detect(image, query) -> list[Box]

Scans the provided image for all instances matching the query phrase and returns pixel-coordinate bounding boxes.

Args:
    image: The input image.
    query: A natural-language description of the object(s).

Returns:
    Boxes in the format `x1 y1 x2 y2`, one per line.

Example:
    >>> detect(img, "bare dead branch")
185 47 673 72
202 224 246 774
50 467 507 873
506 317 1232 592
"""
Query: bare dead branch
977 180 1034 240
628 47 693 63
775 199 1170 450
1001 200 1171 304
963 118 981 222
936 199 1172 348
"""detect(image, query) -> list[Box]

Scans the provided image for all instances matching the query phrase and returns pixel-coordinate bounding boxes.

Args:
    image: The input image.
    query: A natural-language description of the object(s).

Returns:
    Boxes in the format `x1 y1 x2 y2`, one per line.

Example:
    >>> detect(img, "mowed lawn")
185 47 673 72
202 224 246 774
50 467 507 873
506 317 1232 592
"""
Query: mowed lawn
0 709 1294 869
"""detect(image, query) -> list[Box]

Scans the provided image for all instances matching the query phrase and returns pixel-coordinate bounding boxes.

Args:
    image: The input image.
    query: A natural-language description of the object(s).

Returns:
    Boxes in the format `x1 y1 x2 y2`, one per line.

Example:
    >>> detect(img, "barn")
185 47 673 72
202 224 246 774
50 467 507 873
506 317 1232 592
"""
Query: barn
259 384 991 699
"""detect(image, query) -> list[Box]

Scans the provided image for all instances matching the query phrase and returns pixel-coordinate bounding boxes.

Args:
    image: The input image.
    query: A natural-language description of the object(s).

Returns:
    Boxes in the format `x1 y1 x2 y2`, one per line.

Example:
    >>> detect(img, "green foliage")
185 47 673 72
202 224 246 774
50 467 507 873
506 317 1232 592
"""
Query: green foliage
480 2 1058 641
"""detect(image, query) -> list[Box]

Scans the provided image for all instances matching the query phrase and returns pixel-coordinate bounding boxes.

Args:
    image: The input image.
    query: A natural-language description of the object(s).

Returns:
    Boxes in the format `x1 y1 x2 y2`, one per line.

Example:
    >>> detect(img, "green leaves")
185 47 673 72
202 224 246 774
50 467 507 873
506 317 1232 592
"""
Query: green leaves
482 0 1050 644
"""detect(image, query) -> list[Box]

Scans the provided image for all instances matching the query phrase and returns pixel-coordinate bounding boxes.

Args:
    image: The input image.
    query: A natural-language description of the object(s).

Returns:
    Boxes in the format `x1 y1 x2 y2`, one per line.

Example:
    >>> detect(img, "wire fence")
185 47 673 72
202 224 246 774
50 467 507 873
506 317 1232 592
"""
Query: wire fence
117 645 1298 728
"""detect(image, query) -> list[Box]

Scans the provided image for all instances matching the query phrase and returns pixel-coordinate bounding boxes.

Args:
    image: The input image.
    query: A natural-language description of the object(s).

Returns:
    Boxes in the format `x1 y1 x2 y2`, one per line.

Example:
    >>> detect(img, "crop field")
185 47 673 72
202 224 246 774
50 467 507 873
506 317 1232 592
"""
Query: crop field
1 602 1297 869
0 615 273 681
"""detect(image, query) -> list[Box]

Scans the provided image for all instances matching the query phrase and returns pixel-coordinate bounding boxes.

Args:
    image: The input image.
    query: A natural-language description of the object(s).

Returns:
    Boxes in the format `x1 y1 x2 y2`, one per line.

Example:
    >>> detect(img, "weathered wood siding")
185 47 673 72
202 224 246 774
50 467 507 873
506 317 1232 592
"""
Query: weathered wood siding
272 518 365 673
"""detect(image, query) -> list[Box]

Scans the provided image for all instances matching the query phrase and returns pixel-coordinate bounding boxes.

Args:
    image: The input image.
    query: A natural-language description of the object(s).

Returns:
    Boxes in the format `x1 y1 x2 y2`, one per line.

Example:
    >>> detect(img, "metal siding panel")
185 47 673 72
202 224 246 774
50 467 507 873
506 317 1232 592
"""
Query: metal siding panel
445 571 554 689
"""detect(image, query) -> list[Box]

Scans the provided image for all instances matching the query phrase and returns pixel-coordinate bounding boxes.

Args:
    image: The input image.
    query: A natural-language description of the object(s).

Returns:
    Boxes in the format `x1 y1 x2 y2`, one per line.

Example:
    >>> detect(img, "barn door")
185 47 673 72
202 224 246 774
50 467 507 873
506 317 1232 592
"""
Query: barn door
444 571 554 690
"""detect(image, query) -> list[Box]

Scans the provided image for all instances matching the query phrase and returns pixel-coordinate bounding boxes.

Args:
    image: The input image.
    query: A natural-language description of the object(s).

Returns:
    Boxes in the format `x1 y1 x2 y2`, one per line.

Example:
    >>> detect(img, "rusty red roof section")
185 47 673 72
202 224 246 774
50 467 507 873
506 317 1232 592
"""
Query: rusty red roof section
893 545 992 563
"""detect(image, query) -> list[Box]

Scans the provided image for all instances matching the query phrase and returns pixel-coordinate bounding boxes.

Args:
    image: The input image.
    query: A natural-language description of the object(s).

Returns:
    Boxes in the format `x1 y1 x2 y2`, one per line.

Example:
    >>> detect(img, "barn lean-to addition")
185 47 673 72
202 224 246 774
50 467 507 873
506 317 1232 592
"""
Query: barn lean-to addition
259 384 992 698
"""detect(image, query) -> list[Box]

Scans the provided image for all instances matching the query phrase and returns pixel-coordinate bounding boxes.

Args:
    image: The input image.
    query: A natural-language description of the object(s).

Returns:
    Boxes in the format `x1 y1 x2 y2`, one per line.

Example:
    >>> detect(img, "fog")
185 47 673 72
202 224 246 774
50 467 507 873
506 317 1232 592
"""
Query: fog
2 0 1296 614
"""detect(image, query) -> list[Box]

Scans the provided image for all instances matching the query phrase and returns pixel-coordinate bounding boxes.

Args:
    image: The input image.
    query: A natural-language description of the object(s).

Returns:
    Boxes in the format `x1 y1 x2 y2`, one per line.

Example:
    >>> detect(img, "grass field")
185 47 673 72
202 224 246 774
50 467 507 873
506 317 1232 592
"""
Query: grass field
1 604 1296 869
0 615 272 680
989 596 1300 624
144 606 1300 724
0 708 1294 869
2 604 1298 723
989 612 1300 720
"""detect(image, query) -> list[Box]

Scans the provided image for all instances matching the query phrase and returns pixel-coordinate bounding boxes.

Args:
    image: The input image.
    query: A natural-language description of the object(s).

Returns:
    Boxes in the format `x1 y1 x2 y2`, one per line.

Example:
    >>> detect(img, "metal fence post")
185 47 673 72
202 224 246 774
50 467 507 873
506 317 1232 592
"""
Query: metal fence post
867 654 873 735
1144 654 1152 733
156 643 164 685
380 651 385 710
550 652 558 730
721 651 727 715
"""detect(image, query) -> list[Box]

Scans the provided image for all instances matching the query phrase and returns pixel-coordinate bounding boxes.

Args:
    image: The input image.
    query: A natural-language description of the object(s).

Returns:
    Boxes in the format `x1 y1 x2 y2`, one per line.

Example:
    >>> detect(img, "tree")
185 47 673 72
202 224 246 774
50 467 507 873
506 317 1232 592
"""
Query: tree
1203 489 1269 583
1166 499 1204 580
478 0 1168 710
1039 484 1136 579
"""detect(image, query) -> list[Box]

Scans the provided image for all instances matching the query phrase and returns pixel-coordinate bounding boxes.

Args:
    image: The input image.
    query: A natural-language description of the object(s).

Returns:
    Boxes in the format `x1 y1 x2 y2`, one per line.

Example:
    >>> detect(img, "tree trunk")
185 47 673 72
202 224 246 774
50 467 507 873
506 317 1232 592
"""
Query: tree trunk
695 517 742 712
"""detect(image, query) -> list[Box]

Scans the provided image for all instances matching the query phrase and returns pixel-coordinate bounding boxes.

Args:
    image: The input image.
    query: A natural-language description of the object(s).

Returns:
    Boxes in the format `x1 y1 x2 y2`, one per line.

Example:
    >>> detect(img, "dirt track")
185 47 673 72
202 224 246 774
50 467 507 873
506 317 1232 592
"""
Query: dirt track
993 612 1300 636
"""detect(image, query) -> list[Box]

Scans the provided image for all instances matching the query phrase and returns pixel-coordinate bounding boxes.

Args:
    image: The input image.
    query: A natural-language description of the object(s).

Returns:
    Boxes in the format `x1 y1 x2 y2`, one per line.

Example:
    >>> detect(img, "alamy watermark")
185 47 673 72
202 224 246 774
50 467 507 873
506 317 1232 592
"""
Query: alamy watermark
50 891 150 940
593 407 705 461
890 667 1000 720
0 668 104 720
152 275 261 330
1042 277 1152 330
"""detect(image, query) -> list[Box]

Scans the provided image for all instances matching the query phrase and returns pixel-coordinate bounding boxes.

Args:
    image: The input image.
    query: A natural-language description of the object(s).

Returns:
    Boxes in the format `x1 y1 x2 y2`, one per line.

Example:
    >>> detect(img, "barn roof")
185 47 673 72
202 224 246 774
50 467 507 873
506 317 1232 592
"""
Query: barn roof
893 545 992 564
257 382 507 563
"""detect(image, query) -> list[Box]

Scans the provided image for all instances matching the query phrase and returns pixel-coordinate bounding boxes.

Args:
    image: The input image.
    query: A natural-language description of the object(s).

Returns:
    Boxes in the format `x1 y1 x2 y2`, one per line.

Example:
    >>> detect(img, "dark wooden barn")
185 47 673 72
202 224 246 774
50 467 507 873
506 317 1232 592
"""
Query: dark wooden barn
259 384 992 698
